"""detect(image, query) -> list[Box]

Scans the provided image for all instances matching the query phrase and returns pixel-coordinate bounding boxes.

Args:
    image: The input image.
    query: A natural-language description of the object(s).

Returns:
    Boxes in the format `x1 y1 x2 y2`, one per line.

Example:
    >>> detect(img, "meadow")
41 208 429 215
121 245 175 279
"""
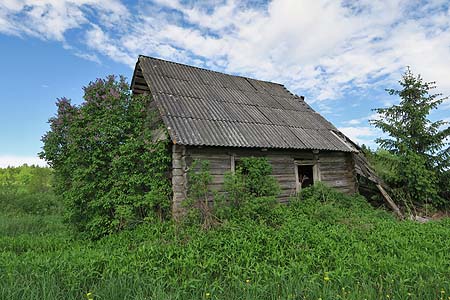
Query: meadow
1 169 449 300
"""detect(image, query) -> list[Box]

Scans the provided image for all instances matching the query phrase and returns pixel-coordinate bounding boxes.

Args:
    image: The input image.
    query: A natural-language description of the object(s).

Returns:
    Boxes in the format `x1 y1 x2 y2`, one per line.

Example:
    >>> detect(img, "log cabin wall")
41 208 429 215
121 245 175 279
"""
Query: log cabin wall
172 144 188 218
172 146 357 212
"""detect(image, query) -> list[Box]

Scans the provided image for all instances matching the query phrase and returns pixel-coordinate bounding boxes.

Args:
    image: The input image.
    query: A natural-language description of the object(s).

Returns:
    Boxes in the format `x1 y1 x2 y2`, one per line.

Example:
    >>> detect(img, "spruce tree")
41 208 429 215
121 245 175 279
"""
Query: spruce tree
371 67 450 205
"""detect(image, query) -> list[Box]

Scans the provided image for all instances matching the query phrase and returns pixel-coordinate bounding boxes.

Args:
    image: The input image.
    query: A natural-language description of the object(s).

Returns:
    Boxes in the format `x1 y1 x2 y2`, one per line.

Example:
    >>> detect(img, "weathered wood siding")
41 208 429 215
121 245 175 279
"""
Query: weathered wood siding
319 151 357 194
173 146 357 209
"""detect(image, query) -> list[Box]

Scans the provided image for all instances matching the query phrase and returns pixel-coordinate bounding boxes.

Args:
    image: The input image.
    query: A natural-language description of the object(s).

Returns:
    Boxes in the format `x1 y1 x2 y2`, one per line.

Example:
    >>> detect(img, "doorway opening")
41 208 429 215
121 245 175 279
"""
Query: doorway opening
298 165 314 189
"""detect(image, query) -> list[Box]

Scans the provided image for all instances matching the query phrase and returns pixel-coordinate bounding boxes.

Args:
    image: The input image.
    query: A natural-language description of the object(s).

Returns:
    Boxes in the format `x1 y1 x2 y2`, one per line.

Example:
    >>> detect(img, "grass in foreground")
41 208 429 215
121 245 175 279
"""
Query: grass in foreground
1 185 449 300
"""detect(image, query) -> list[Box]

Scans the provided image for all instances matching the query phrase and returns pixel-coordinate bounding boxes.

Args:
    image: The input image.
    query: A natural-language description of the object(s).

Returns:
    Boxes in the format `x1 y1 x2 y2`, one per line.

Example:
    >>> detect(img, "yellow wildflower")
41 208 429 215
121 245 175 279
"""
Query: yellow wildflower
323 272 330 281
86 292 94 300
246 279 250 284
442 289 446 294
205 292 211 298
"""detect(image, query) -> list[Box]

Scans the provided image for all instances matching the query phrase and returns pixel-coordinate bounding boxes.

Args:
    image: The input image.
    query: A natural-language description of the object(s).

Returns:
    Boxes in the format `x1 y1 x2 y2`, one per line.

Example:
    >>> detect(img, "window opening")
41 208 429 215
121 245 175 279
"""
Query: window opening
298 165 314 188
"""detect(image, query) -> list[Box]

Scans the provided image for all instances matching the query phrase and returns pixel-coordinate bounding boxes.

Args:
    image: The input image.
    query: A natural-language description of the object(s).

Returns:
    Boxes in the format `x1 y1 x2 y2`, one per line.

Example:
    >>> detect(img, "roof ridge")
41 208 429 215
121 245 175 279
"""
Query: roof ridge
138 54 289 89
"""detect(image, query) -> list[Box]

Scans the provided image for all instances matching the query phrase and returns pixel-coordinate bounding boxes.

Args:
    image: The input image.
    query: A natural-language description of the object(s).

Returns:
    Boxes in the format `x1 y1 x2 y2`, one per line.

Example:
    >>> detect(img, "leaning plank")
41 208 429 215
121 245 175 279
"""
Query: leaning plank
376 184 403 219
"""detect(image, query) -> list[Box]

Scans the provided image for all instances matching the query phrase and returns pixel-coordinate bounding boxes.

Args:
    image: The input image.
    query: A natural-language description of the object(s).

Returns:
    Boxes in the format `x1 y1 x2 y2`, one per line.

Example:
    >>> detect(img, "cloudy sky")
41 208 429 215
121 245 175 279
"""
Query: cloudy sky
1 0 449 167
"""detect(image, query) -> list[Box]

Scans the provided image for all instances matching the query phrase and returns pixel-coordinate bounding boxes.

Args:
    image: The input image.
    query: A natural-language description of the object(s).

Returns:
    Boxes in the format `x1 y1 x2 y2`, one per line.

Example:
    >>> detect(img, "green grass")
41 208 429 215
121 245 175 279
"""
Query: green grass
1 186 449 300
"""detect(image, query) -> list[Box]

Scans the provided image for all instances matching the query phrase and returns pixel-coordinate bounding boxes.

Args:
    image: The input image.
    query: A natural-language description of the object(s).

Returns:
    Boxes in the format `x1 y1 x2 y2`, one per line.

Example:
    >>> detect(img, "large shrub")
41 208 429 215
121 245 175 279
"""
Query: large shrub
222 157 280 220
186 157 281 226
40 75 171 239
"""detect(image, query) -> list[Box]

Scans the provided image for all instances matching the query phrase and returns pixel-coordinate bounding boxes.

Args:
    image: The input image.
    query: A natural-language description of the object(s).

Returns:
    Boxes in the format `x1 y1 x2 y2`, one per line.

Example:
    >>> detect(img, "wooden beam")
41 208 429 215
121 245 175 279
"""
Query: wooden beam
376 184 403 219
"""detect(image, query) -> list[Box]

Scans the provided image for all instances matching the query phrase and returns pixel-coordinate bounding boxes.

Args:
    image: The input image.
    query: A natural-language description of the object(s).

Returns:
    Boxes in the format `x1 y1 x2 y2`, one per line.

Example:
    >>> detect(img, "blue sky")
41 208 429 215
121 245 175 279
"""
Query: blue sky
0 0 449 167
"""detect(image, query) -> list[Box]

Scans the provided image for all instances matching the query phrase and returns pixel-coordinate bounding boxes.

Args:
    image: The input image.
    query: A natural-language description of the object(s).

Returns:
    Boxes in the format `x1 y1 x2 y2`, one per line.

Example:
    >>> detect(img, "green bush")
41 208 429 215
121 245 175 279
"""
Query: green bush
222 157 280 220
0 192 61 215
186 157 281 225
40 76 171 239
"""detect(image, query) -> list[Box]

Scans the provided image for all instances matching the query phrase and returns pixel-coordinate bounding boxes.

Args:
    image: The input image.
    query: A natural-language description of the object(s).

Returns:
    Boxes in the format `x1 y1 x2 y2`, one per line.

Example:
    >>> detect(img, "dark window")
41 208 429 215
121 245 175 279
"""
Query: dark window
298 165 314 188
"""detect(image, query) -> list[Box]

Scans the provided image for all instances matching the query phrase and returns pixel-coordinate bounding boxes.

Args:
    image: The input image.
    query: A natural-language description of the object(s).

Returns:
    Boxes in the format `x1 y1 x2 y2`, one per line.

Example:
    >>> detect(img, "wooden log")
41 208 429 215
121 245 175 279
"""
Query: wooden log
376 184 403 219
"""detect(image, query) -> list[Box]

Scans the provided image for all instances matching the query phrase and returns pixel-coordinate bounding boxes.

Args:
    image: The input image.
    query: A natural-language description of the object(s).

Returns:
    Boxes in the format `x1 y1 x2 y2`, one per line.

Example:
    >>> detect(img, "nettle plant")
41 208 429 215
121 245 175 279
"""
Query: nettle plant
224 157 280 220
186 157 281 227
40 75 171 239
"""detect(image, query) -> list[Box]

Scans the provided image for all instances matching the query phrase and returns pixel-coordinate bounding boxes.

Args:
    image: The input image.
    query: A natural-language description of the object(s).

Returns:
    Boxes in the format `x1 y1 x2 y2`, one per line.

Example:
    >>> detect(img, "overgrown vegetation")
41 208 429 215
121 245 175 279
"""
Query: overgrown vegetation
370 68 450 207
1 175 449 300
186 157 281 227
39 76 171 239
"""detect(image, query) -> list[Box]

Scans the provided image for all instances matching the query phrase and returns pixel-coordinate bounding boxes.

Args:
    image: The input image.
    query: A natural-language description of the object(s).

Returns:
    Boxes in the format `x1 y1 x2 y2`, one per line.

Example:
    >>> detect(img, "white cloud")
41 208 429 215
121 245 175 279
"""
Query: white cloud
338 126 380 146
344 113 381 126
0 155 47 168
0 0 129 41
85 24 134 66
135 0 450 103
1 0 450 105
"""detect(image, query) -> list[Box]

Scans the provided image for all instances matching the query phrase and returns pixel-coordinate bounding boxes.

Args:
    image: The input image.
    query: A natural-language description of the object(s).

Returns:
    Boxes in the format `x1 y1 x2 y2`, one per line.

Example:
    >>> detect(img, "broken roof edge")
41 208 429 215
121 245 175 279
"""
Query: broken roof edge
130 59 142 92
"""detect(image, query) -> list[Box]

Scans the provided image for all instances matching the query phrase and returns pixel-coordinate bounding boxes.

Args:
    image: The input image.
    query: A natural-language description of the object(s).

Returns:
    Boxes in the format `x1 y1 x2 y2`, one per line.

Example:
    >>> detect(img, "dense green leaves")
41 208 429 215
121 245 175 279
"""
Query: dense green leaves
186 157 281 226
371 68 450 205
228 157 280 198
222 157 280 221
39 75 171 239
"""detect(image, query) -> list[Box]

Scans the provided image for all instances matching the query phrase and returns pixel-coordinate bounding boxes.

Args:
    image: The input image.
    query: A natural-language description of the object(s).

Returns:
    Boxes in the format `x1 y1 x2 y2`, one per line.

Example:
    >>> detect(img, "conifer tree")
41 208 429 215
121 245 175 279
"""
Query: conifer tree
371 67 450 204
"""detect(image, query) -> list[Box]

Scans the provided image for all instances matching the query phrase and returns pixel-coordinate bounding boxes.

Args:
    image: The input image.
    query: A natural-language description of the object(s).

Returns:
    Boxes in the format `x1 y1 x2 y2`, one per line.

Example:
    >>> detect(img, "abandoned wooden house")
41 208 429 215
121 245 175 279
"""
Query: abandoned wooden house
131 55 372 216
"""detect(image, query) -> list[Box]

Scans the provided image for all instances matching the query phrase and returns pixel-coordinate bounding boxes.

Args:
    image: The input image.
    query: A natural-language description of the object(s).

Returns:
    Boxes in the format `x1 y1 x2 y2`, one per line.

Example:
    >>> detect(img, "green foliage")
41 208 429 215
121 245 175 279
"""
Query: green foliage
371 67 450 205
0 165 53 194
1 184 450 300
222 157 280 221
0 165 61 215
39 75 171 239
185 160 214 228
185 157 281 226
230 157 280 198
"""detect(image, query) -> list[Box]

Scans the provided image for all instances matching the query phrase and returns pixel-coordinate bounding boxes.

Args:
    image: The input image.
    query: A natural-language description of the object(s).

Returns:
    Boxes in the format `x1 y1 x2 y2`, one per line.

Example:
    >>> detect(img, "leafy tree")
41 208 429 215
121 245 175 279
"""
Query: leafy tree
371 67 450 205
40 75 171 239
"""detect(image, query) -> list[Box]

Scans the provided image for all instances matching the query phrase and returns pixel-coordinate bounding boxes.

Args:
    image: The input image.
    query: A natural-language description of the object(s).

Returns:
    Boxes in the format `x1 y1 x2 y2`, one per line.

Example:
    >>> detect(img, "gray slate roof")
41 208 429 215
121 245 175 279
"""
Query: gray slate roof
132 55 356 152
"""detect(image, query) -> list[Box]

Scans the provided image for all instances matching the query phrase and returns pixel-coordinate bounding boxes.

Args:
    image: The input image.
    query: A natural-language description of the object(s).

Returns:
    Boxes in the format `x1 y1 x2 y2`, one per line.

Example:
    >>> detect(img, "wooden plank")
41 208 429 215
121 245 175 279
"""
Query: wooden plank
273 175 296 182
189 160 231 170
376 184 403 219
321 175 354 182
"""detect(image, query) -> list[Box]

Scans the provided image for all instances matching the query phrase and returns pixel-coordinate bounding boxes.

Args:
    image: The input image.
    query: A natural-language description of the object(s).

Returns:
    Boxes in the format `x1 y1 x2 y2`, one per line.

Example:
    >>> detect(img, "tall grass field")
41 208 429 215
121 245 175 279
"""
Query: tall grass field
1 179 449 300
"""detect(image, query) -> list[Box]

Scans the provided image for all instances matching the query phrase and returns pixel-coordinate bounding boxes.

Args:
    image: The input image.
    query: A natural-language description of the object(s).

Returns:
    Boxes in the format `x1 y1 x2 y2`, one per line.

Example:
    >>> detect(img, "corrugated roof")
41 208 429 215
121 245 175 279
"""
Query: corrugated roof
134 55 356 152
